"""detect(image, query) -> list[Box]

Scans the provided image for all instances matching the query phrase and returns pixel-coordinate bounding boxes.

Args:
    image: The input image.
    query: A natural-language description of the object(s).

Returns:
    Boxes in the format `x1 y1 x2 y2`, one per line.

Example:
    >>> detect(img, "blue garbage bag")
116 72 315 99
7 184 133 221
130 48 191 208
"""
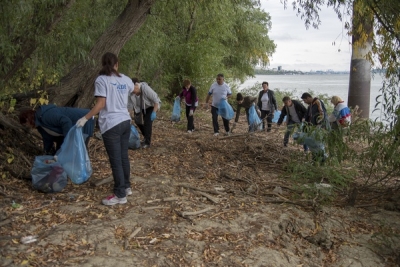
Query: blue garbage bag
293 125 325 153
171 98 181 122
217 99 234 120
129 125 141 150
248 105 262 132
272 110 286 123
31 155 68 193
56 126 92 184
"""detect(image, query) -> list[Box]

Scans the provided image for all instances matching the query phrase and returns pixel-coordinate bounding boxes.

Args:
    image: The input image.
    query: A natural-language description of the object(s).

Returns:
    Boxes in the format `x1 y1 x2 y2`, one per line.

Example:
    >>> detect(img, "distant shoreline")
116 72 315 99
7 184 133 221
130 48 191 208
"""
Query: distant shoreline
255 69 385 76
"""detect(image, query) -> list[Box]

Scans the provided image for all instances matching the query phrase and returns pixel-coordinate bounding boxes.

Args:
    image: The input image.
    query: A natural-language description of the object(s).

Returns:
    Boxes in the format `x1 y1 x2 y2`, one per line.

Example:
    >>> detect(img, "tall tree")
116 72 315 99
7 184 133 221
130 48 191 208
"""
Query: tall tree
348 0 374 119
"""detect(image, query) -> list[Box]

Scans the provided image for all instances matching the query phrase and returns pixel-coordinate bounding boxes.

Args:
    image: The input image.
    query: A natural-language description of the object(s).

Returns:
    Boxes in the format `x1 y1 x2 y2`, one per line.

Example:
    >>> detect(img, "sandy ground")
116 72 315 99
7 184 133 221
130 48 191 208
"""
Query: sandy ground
1 108 400 267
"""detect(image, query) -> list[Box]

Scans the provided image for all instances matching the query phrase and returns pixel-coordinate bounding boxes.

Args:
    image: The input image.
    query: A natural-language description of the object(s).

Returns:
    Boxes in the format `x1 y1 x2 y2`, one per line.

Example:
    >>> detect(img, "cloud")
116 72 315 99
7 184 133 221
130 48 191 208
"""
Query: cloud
261 0 352 71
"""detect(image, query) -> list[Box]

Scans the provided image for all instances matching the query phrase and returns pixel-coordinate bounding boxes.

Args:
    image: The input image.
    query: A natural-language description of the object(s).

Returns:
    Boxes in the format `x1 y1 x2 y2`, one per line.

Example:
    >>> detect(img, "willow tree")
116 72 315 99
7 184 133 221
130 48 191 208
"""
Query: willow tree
119 0 276 98
0 0 156 108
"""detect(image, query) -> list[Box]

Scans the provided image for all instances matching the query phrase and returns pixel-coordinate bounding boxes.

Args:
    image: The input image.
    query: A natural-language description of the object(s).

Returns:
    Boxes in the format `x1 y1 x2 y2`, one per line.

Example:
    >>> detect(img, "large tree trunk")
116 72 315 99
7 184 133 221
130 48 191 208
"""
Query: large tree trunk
348 0 373 119
49 0 156 108
0 0 75 85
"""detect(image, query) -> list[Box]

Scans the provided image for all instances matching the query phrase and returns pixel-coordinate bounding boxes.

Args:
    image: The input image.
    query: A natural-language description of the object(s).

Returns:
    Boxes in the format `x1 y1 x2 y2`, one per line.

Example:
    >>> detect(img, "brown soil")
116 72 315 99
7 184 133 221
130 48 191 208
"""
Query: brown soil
1 108 400 267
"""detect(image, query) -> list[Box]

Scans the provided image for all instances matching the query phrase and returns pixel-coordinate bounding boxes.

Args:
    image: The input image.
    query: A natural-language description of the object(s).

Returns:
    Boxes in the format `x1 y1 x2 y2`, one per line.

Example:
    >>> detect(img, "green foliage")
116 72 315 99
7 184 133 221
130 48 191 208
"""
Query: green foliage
120 0 275 100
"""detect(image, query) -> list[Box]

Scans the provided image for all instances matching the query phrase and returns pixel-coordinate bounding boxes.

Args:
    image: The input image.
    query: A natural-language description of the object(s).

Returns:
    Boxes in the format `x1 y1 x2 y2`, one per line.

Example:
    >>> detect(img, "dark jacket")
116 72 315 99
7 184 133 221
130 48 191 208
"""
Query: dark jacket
235 96 257 122
257 89 277 113
277 100 307 125
179 85 198 110
304 98 329 128
35 104 94 152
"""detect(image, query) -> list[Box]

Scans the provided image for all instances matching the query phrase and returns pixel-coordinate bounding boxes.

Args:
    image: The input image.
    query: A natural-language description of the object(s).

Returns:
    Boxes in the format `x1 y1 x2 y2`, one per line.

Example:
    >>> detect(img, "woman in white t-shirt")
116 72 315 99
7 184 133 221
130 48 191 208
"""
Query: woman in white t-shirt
76 52 137 206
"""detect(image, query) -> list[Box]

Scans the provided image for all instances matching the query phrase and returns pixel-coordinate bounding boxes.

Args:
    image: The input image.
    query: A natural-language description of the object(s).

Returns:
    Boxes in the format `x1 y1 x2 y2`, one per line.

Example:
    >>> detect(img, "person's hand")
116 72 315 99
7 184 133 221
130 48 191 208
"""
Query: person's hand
257 110 261 117
189 110 194 116
175 96 180 100
54 155 58 162
151 111 157 121
76 116 88 128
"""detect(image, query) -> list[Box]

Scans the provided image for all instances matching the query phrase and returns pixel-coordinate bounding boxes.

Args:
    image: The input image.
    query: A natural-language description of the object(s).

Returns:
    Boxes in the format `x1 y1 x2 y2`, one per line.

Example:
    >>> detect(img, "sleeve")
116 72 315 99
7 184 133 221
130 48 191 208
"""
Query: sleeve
143 84 159 105
94 76 107 97
315 99 325 123
190 87 197 110
271 91 277 110
37 127 55 153
277 107 287 125
127 95 134 111
227 85 232 96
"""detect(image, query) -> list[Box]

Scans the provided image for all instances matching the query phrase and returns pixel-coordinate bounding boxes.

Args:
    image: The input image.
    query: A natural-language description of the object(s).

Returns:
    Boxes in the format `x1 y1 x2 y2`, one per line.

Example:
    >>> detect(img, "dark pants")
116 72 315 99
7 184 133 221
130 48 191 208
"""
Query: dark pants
102 120 131 198
137 107 154 145
260 110 273 131
285 121 308 151
211 106 230 133
185 105 196 131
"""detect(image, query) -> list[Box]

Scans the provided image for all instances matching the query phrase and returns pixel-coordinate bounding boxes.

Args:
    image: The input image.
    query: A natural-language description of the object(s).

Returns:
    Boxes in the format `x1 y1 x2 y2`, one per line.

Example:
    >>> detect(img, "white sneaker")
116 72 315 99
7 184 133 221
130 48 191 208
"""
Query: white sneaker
187 130 192 134
102 195 127 205
125 188 133 196
213 133 219 136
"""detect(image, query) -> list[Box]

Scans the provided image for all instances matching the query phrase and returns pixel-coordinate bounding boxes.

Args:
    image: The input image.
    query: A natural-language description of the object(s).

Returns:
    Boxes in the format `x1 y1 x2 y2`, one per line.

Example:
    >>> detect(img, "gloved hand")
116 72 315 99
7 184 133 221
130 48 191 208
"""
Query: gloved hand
151 111 157 121
189 110 194 116
175 96 180 101
54 155 58 162
76 116 88 128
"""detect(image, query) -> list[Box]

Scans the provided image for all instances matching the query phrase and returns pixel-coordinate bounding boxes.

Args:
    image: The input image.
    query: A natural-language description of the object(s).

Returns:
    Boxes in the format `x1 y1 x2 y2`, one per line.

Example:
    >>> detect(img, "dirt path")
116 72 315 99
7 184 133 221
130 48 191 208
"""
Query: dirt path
1 109 400 267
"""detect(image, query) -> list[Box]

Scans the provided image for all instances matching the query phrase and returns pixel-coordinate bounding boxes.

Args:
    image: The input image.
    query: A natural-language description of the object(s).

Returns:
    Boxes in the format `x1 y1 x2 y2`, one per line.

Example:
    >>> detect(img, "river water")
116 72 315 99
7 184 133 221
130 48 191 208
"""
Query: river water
238 74 385 121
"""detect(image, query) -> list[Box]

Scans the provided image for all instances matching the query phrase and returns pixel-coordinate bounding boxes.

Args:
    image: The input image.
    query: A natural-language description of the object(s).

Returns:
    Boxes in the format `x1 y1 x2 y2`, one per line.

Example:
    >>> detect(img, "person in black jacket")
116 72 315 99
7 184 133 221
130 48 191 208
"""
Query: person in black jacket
257 82 277 132
277 96 308 151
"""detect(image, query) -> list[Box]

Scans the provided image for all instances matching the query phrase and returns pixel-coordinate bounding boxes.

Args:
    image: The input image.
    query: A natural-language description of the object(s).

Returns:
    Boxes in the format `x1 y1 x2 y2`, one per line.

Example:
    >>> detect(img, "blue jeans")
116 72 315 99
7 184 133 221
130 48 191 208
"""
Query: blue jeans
102 120 131 198
285 121 308 151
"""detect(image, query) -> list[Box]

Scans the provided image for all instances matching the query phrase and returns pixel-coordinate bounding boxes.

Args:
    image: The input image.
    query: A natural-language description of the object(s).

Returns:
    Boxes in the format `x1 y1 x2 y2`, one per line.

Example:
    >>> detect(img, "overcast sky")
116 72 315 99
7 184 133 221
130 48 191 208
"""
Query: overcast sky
261 0 352 72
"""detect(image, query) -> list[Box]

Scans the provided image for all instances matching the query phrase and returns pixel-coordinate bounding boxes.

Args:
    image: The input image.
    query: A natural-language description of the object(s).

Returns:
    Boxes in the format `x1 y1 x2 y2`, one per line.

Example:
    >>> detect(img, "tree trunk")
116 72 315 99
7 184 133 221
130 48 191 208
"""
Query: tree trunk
348 0 373 119
49 0 156 108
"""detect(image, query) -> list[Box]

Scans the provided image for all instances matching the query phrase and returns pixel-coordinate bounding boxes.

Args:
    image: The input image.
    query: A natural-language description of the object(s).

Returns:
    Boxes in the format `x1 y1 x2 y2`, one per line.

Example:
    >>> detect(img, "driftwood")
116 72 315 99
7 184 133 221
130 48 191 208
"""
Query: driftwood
178 183 224 195
141 206 165 211
91 176 113 187
182 206 214 216
0 219 12 227
195 191 219 204
146 196 180 203
124 227 142 249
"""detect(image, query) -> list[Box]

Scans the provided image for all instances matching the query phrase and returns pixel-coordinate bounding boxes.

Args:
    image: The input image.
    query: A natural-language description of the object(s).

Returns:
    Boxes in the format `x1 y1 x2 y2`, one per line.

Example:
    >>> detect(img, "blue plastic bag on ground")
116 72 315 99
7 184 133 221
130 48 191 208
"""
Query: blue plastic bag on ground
248 105 262 132
129 125 141 150
56 126 92 184
171 98 181 122
31 155 68 193
217 99 234 120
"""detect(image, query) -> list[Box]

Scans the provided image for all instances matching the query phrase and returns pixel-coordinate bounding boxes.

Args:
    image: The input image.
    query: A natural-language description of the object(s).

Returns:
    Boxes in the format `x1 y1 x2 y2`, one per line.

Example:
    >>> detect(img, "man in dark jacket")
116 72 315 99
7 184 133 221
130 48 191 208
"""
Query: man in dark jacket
234 93 260 130
301 93 329 129
257 82 277 132
19 104 95 155
277 96 307 150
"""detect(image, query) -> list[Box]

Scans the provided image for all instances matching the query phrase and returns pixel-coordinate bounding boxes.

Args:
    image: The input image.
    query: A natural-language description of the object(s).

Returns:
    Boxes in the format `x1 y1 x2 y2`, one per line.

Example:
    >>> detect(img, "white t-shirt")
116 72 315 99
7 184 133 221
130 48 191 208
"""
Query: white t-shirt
208 82 232 107
95 73 134 134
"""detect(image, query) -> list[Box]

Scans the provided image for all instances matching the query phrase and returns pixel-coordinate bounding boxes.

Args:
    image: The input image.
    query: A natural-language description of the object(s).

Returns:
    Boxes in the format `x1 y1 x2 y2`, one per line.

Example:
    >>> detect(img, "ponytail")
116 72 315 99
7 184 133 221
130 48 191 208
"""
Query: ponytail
99 52 121 77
